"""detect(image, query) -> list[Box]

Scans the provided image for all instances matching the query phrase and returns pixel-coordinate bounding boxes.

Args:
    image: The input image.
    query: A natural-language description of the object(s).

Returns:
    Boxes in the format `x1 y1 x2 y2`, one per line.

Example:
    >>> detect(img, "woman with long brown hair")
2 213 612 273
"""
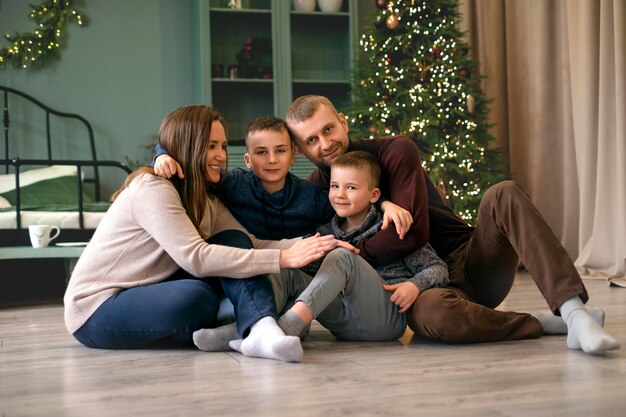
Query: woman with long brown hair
64 105 348 362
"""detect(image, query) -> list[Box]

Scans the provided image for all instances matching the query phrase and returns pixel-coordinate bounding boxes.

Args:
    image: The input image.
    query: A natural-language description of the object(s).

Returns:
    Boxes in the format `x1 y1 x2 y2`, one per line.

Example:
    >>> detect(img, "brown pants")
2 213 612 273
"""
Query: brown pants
408 181 588 343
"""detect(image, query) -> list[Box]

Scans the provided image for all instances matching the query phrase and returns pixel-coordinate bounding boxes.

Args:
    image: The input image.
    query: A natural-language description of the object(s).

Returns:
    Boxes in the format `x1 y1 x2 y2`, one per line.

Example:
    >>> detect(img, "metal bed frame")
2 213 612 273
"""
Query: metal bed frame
0 85 131 231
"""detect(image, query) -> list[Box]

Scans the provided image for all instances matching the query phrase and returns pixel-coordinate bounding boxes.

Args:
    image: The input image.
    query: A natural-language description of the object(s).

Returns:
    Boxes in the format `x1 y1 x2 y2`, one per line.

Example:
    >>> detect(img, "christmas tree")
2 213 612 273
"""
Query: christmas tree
346 0 508 223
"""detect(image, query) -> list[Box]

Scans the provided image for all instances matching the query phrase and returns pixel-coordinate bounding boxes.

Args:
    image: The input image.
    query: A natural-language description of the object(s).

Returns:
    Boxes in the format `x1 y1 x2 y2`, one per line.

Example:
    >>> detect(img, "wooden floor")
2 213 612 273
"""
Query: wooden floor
1 272 625 417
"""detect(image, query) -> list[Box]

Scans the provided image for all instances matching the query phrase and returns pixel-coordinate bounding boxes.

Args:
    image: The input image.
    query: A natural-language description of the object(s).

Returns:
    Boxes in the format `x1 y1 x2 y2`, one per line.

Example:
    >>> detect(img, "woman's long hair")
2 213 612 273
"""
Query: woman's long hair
112 105 227 230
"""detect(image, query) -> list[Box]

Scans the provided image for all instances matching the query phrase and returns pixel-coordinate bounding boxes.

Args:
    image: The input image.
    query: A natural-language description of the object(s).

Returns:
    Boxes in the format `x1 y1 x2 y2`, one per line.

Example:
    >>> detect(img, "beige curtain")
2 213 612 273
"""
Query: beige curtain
459 0 626 279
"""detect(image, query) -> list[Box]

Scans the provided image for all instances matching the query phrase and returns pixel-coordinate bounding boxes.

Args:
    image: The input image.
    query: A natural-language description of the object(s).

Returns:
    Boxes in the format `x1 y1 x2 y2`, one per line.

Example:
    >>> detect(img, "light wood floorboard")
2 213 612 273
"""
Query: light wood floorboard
1 272 625 417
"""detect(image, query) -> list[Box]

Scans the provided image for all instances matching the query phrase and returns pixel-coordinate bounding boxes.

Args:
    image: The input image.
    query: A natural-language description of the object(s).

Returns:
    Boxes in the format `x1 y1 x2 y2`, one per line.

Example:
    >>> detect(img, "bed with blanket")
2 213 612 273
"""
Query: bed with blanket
0 85 131 247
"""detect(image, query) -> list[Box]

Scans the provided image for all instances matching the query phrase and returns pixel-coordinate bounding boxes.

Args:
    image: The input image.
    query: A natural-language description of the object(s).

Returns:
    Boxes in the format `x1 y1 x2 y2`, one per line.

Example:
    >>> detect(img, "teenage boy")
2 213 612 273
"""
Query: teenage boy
284 95 619 355
155 116 333 239
277 151 448 342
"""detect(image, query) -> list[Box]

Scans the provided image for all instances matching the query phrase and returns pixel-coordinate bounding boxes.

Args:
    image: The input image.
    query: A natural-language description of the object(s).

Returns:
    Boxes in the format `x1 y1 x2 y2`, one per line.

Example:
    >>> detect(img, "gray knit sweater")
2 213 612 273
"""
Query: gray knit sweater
310 206 449 292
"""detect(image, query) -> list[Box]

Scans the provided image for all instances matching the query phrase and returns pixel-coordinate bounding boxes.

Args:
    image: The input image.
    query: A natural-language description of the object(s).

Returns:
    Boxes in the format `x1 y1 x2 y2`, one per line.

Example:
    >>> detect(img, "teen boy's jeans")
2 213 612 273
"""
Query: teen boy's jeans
73 230 276 349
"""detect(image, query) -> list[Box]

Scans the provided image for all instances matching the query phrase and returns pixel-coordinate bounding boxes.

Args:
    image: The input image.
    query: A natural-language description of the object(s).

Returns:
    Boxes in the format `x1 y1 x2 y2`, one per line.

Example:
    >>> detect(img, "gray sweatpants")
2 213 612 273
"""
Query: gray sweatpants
270 248 407 342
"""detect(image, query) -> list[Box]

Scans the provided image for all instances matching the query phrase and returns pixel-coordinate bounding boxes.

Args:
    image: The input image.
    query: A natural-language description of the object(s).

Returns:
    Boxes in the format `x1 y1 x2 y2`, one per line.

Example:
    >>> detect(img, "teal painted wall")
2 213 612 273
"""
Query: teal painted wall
0 0 196 196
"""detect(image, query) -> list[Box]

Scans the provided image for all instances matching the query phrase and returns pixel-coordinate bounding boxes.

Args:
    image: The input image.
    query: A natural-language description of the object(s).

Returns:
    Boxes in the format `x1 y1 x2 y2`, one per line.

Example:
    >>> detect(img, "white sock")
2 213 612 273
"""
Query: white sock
229 316 303 362
559 296 620 354
193 322 239 352
531 307 604 335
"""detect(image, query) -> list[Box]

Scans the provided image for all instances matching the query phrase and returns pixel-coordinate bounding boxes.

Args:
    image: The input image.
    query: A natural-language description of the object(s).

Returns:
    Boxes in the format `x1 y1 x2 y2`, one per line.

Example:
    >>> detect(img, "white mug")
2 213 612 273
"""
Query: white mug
28 225 60 248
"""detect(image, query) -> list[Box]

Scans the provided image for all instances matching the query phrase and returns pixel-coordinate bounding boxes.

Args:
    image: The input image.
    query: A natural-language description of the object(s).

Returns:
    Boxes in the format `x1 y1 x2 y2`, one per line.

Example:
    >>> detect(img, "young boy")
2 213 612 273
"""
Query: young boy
277 151 449 342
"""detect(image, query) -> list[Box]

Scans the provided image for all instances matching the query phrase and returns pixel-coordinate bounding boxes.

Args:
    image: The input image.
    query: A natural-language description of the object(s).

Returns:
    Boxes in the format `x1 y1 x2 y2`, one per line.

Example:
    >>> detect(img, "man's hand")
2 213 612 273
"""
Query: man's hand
383 282 420 313
154 154 184 179
380 201 413 240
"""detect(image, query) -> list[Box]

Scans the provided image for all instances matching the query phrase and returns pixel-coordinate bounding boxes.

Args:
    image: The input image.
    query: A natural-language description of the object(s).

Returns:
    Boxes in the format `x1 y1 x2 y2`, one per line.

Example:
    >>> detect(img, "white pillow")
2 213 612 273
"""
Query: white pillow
0 165 78 193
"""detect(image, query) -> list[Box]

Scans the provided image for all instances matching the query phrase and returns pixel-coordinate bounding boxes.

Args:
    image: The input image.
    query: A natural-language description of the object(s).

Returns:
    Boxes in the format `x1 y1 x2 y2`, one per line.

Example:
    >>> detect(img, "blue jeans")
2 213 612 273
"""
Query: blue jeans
73 230 276 349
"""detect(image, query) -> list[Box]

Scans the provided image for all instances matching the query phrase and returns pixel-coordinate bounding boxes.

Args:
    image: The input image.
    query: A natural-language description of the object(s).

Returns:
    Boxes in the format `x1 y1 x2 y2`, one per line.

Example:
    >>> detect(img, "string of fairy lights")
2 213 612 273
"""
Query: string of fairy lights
349 0 506 222
0 0 85 70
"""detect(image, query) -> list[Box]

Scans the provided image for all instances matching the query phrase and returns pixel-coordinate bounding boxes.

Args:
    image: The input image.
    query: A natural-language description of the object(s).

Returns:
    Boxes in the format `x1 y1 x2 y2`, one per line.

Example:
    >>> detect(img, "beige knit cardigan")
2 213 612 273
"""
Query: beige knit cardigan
64 174 294 334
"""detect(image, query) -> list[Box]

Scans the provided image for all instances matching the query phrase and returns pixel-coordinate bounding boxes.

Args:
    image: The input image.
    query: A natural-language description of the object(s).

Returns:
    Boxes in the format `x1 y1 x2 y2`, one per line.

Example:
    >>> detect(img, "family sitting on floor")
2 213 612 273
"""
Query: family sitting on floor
63 95 619 362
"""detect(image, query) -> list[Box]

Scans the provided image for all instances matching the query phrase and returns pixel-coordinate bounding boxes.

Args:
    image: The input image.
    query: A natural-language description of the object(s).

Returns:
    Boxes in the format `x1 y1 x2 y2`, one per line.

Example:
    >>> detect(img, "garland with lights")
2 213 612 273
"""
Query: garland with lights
346 0 508 223
0 0 85 70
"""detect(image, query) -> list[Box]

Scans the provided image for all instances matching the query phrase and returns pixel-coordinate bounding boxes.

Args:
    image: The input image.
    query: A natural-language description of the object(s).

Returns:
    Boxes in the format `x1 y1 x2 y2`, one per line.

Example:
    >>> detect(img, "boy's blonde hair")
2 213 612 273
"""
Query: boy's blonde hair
331 151 381 189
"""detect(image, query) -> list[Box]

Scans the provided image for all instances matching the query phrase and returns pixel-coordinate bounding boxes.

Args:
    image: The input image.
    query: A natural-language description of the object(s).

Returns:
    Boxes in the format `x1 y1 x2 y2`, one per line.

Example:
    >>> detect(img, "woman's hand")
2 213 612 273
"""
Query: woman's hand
380 201 413 240
279 233 357 269
383 282 420 313
154 154 184 179
334 239 359 254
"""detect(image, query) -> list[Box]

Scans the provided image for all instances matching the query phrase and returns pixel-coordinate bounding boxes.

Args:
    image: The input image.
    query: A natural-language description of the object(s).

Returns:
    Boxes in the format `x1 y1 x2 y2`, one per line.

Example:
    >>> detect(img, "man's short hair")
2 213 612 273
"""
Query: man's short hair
285 95 341 125
245 116 293 148
331 150 381 189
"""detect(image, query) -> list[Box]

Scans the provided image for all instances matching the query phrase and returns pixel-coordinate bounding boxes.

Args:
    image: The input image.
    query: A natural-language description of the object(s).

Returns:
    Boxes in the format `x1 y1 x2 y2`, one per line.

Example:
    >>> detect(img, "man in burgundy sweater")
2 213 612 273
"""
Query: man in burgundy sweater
285 95 619 355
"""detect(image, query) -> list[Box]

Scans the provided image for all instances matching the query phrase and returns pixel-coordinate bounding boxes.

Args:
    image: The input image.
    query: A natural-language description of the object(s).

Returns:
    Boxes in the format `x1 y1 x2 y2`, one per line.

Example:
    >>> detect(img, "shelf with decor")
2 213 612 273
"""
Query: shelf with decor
288 1 356 112
198 1 275 143
290 11 351 81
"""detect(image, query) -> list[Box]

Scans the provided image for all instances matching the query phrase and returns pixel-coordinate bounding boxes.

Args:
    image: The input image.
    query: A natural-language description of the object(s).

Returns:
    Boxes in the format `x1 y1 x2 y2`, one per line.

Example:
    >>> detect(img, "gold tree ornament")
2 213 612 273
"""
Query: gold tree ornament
416 62 434 81
0 0 86 70
386 14 399 30
466 94 476 113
